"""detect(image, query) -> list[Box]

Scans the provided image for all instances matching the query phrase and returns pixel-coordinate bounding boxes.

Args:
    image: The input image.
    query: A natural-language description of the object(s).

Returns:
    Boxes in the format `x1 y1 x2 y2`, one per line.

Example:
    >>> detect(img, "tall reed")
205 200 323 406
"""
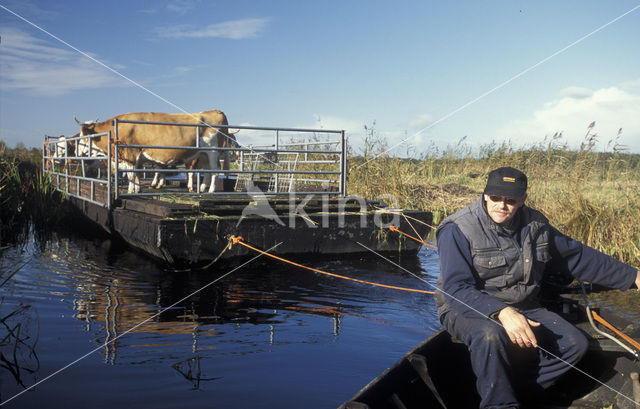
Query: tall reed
0 141 66 246
348 127 640 267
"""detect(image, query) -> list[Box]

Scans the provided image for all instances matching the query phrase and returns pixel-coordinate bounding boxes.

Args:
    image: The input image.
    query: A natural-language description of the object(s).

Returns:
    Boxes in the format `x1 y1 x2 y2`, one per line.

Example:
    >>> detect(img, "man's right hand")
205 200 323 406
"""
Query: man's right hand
497 306 540 348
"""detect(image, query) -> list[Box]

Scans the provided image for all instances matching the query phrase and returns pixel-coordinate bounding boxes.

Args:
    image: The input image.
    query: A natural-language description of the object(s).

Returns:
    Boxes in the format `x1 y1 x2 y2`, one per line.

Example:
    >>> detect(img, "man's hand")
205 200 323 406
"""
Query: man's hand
635 270 640 291
497 307 540 348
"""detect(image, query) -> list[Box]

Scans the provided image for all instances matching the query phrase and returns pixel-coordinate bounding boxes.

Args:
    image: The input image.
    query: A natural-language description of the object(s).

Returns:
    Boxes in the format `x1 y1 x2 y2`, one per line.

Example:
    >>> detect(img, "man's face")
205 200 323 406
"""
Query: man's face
484 194 526 224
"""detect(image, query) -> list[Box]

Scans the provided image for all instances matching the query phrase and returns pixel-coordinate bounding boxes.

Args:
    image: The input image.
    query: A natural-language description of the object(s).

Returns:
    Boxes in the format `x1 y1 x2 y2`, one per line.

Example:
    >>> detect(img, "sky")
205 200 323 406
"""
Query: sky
1 0 640 155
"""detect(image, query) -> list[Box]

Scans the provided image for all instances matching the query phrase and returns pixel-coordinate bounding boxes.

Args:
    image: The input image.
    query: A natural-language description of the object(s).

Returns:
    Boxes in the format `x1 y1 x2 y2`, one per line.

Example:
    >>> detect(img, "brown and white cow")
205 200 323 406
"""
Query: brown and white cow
75 110 238 193
45 134 77 172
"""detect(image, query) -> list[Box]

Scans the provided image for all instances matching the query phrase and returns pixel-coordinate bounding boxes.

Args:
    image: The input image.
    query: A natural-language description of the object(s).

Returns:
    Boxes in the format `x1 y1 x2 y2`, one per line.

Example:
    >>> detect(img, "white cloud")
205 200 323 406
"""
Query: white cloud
138 0 200 15
558 86 593 99
166 0 200 14
1 0 60 21
309 114 363 135
496 84 640 153
158 18 270 40
0 28 127 96
409 112 435 129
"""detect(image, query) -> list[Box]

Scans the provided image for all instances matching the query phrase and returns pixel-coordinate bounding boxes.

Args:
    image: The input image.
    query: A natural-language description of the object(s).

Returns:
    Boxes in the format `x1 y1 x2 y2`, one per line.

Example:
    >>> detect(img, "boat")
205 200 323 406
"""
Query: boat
43 125 433 266
339 293 640 409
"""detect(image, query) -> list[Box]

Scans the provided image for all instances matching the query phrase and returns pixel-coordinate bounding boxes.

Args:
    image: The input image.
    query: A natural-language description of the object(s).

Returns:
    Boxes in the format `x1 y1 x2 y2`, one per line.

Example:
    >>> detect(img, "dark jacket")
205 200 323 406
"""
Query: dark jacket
435 197 636 320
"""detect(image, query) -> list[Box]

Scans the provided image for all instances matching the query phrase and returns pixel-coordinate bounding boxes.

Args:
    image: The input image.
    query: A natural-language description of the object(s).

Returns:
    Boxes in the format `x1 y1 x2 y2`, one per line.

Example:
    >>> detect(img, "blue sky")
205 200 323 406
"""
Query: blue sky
1 1 640 154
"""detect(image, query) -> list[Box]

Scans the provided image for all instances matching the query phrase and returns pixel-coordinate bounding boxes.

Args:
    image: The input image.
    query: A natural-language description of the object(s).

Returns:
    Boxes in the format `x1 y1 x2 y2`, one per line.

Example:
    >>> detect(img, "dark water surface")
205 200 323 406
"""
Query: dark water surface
0 229 441 408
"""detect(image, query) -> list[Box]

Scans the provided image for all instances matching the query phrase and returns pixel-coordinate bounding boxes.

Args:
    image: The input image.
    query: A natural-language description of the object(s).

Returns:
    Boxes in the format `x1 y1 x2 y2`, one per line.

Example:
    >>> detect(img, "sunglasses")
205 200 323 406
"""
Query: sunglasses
488 195 520 205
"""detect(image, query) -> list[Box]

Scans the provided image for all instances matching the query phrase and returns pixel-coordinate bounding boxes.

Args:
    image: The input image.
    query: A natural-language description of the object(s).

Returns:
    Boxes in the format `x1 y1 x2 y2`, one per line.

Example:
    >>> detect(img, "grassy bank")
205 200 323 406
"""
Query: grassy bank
349 138 640 267
0 141 65 246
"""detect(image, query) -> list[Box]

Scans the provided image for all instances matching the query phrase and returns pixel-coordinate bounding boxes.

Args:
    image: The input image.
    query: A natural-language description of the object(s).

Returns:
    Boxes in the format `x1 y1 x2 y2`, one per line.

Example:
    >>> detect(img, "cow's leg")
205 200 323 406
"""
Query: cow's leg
122 166 136 194
187 158 198 192
191 153 211 193
206 151 220 193
201 173 211 192
121 160 139 194
187 156 204 193
218 150 230 191
133 157 144 193
151 172 166 189
187 173 194 192
119 162 135 194
199 157 210 192
156 173 166 189
130 171 138 193
222 151 230 171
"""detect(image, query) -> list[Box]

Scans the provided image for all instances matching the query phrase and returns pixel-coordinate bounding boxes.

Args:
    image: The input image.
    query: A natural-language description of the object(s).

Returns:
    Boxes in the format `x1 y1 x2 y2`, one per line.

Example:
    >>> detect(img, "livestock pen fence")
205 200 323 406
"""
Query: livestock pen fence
43 120 347 209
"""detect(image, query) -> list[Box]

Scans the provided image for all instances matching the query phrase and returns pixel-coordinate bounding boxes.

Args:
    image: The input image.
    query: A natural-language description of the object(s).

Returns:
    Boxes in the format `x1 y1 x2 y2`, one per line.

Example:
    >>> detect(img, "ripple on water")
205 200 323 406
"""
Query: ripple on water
0 229 442 409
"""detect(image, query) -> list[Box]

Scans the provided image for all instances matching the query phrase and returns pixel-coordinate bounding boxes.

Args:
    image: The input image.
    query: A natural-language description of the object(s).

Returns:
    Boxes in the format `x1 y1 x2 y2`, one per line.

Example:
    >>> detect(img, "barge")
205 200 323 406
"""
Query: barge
44 121 432 266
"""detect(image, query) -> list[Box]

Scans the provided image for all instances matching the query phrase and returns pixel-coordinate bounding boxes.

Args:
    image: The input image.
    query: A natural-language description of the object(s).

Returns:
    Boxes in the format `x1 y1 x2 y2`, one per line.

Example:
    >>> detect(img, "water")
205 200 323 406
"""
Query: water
0 228 442 408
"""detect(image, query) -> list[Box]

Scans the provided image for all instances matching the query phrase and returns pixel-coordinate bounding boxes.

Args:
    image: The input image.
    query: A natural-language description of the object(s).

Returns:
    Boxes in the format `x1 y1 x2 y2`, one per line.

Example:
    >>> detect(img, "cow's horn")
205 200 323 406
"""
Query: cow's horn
228 129 240 134
74 116 99 125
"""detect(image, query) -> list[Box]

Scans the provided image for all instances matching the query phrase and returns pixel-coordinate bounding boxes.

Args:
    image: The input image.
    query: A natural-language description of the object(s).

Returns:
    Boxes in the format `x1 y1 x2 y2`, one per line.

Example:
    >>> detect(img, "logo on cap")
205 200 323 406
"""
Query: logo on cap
503 177 516 183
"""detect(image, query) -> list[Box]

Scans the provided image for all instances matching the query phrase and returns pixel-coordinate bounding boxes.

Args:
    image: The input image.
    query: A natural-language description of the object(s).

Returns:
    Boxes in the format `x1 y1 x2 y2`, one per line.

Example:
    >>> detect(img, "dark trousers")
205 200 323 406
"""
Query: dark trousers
442 307 589 409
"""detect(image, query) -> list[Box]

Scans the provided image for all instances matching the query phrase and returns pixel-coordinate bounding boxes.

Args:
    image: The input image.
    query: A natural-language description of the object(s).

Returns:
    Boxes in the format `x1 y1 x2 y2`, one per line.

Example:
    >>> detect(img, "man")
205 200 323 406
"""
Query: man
435 166 640 409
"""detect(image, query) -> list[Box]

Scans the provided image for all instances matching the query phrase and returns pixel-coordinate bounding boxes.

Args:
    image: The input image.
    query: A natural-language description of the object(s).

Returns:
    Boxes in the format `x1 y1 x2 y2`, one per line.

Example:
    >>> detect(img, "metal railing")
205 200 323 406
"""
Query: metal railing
43 132 112 208
43 120 346 208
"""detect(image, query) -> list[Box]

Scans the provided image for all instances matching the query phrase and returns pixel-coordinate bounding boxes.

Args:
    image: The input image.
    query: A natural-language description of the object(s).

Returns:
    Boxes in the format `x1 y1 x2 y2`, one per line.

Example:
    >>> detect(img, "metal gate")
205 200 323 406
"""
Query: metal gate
43 121 346 208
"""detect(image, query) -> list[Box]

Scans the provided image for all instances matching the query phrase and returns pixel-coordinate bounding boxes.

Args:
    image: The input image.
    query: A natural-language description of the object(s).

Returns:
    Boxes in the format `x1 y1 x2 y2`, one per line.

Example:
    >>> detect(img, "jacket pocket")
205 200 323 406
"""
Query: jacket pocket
473 252 507 287
535 243 552 263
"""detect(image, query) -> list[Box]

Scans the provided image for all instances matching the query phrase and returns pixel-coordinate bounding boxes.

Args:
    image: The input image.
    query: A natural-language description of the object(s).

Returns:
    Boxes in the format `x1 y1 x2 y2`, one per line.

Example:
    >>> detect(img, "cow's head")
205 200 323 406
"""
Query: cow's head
218 128 239 148
214 128 239 164
74 116 99 156
74 116 99 136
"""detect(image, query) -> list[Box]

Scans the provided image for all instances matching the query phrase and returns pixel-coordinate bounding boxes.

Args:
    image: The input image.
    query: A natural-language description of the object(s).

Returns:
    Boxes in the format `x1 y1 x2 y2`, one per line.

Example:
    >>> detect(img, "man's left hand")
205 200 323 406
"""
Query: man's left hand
497 306 540 348
635 270 640 290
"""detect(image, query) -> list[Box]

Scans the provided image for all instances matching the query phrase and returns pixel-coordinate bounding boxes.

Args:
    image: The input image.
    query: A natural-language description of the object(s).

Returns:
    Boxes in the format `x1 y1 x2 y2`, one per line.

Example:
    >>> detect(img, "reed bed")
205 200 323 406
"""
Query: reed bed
2 129 639 267
348 131 640 267
0 141 66 246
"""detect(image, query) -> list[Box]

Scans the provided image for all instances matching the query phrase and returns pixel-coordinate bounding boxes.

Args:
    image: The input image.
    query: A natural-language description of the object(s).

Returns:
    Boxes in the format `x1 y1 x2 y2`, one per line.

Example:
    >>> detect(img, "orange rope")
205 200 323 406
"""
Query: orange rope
230 236 435 295
232 235 640 351
389 225 438 250
230 238 640 352
591 309 640 351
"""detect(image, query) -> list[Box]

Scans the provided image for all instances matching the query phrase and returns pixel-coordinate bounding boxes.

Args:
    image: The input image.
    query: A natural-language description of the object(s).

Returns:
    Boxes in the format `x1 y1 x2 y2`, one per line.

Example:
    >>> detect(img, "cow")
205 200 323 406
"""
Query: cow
74 110 237 194
154 129 239 193
45 134 76 172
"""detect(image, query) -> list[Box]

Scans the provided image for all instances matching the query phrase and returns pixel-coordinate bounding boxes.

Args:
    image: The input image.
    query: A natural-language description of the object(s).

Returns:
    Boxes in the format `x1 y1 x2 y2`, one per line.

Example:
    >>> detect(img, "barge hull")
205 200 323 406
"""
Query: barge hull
69 195 433 266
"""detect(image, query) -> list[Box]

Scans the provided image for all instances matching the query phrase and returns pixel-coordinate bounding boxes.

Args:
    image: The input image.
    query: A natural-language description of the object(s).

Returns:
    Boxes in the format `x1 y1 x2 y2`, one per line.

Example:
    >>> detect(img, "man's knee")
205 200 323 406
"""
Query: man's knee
469 322 508 348
554 327 589 366
568 331 589 360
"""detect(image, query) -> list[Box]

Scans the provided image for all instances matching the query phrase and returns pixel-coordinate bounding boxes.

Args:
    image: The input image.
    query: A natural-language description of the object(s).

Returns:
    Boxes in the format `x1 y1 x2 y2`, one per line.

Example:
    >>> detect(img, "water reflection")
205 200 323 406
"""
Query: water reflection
0 299 40 392
1 227 440 407
46 231 430 341
172 356 222 389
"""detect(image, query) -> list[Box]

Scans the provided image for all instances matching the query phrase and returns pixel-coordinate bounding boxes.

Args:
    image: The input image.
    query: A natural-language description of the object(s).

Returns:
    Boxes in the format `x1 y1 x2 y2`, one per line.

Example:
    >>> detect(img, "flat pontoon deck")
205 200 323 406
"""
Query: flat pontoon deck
44 122 432 266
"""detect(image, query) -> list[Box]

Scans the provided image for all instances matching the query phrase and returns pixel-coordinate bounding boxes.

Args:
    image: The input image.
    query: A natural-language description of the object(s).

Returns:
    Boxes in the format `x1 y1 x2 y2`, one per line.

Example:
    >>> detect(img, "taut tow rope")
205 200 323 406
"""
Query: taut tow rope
230 229 639 357
229 236 435 295
388 225 437 250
